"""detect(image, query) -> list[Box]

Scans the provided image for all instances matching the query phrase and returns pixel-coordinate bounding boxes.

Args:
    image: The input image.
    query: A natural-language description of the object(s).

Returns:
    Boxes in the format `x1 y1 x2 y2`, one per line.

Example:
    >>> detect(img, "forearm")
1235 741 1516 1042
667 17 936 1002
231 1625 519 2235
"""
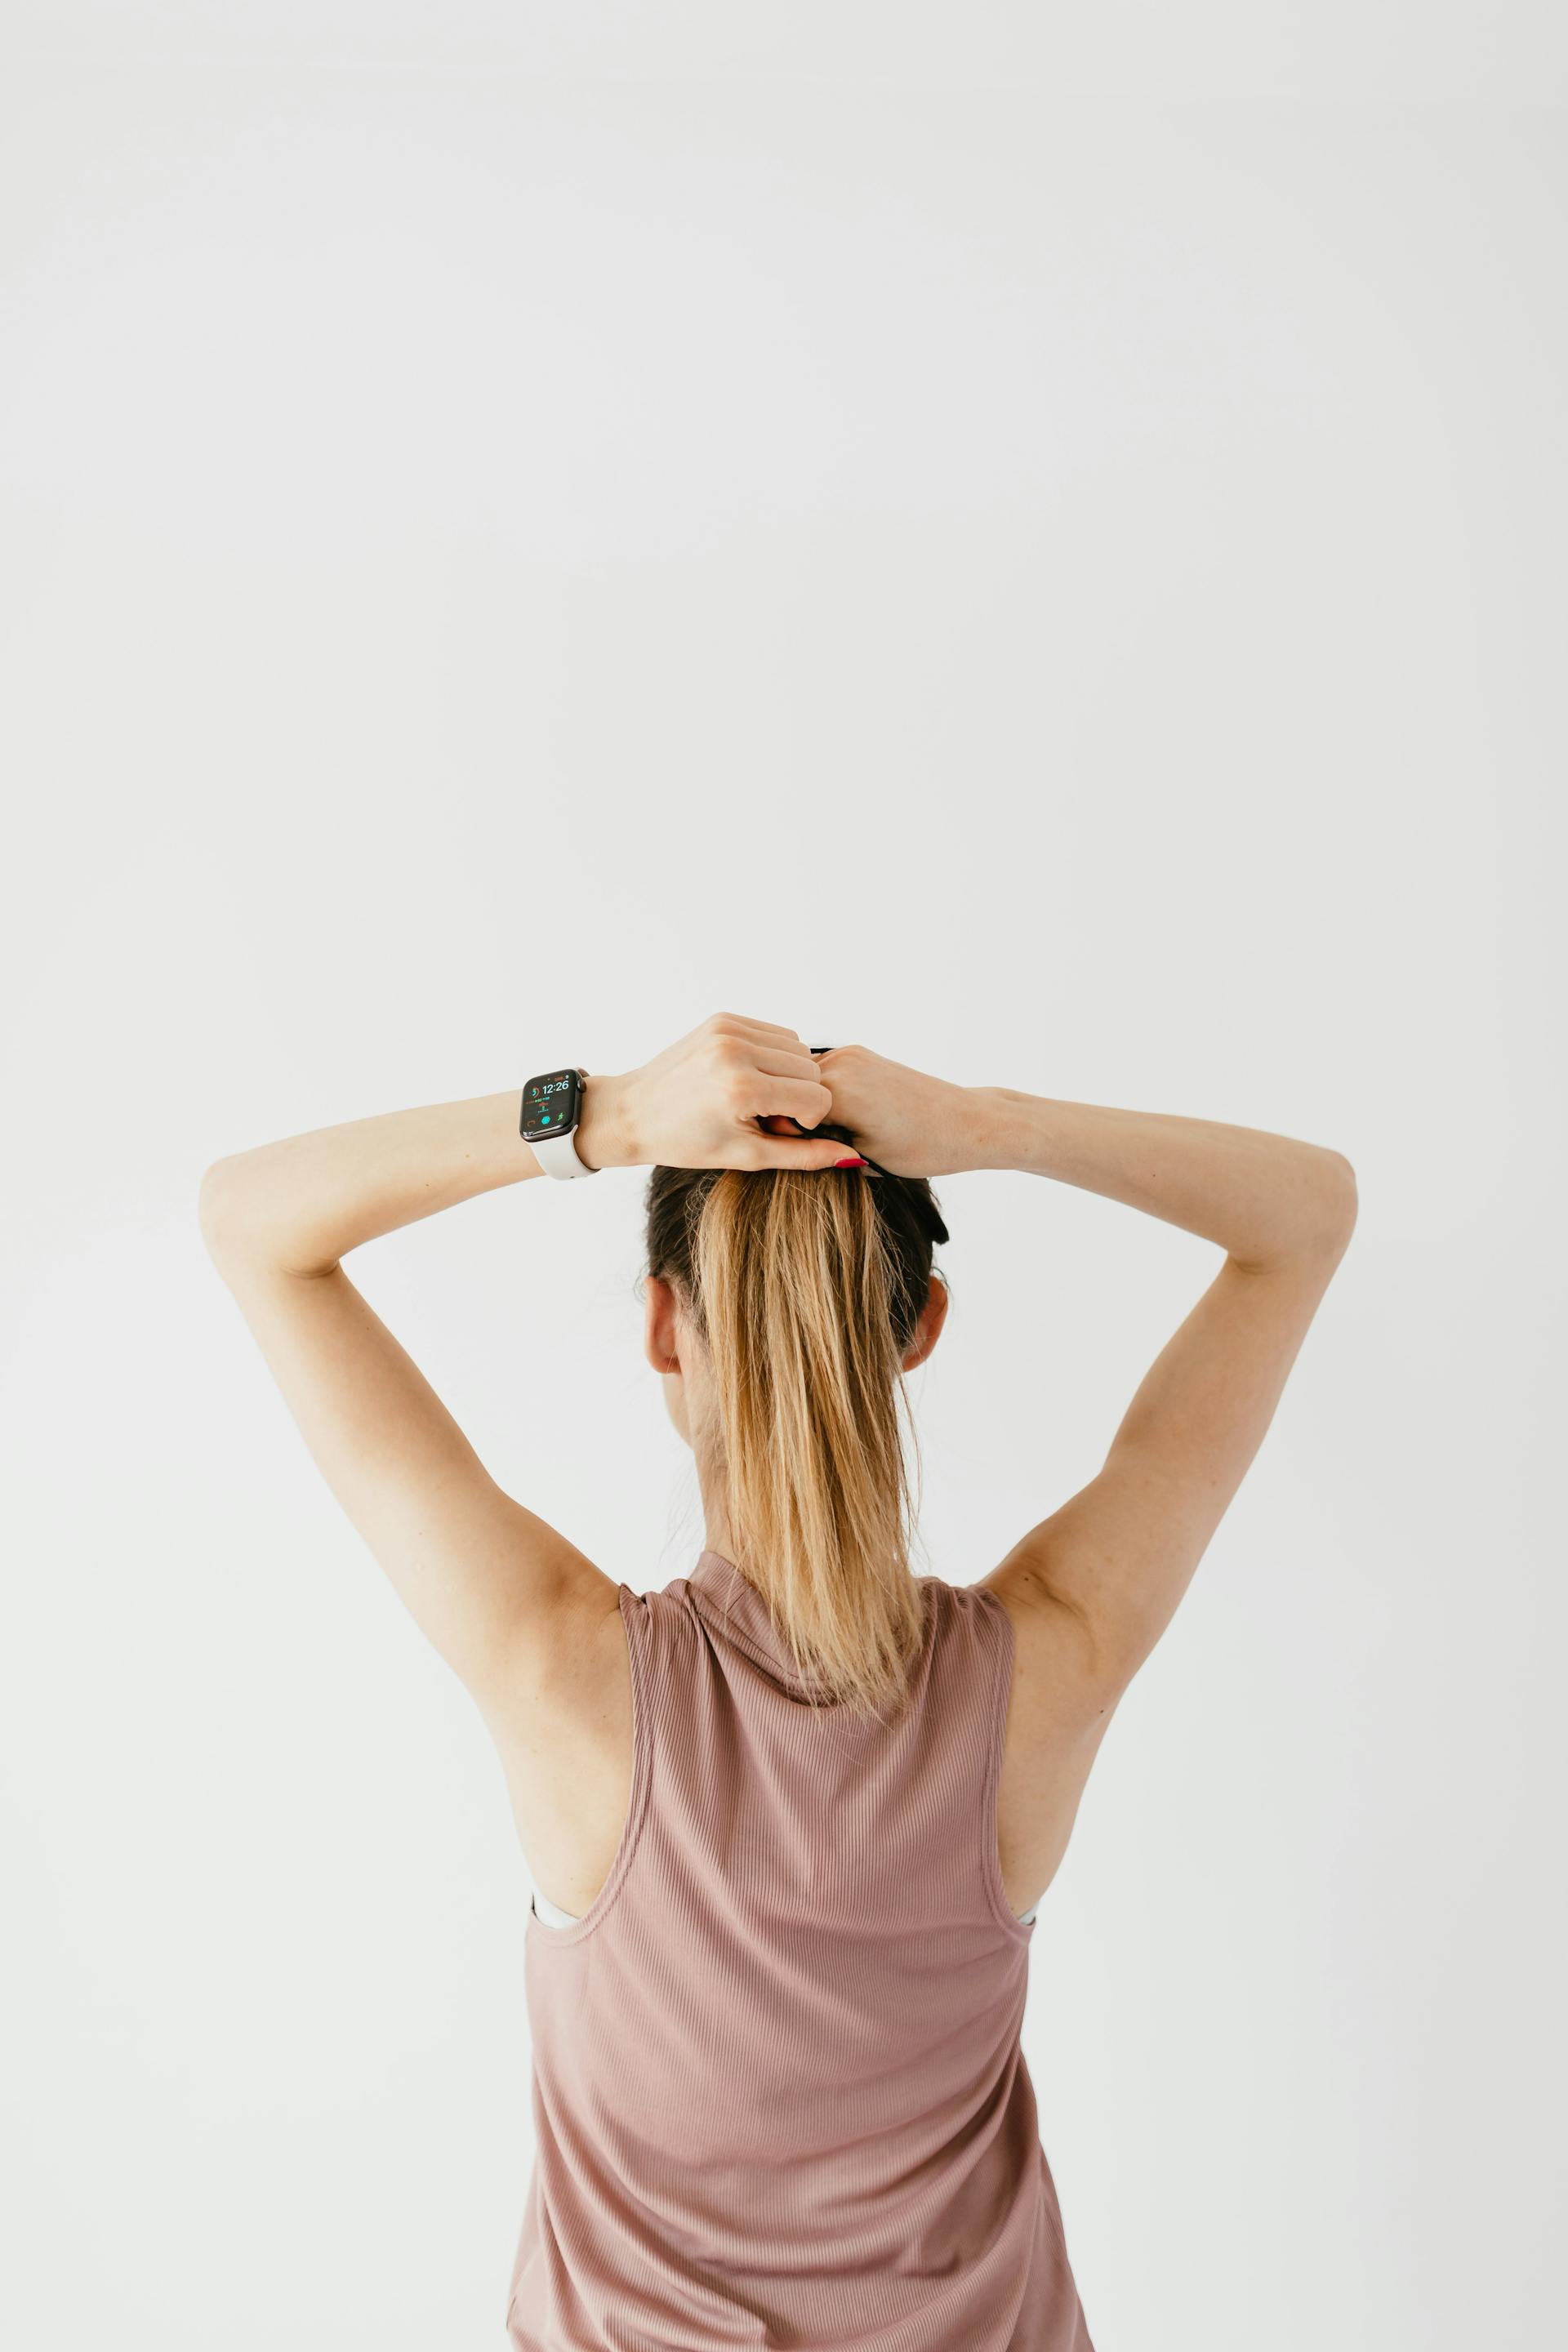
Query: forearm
969 1087 1356 1267
198 1088 550 1276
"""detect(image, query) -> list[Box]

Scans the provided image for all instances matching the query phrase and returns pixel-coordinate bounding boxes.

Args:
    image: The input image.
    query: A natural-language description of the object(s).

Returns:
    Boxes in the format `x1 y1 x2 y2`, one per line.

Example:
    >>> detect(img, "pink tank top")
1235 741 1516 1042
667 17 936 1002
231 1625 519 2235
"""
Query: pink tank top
506 1548 1094 2351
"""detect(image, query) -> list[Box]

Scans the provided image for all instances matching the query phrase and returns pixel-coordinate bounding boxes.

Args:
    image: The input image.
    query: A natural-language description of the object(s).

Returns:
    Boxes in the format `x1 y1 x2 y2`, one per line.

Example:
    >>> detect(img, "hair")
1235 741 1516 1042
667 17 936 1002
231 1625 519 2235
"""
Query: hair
644 1137 950 1726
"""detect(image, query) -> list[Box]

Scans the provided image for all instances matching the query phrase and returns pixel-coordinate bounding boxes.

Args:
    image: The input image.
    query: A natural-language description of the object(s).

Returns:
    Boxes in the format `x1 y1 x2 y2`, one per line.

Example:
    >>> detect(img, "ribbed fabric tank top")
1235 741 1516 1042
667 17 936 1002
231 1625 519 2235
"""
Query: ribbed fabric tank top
506 1548 1094 2352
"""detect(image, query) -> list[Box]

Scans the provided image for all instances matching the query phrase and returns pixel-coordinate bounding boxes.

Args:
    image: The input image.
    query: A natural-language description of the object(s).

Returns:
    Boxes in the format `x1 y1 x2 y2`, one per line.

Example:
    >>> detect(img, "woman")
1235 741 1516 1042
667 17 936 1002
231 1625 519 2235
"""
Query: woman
199 1010 1356 2350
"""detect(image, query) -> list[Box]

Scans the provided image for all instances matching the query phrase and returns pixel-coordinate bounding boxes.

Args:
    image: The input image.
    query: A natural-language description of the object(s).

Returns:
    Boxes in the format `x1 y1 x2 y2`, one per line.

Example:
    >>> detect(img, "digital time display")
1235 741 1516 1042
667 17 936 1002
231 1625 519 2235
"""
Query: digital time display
522 1069 580 1138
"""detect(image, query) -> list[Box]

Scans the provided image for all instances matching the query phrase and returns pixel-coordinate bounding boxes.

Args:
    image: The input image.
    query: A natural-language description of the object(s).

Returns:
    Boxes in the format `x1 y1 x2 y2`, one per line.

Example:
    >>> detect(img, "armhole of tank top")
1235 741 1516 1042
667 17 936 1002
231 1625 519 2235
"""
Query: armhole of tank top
976 1587 1036 1946
523 1583 654 1949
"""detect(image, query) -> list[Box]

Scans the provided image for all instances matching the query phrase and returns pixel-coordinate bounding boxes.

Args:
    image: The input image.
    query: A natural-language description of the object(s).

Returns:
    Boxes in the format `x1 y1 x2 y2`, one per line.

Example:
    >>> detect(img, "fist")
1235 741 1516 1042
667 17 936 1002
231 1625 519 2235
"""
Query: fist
581 1013 867 1173
798 1042 974 1179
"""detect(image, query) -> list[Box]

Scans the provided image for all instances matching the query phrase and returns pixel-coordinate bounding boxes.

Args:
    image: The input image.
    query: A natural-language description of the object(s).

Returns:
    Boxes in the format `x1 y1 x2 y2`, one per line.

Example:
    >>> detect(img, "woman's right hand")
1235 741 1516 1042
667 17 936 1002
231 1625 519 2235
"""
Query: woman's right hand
807 1043 976 1179
578 1013 862 1174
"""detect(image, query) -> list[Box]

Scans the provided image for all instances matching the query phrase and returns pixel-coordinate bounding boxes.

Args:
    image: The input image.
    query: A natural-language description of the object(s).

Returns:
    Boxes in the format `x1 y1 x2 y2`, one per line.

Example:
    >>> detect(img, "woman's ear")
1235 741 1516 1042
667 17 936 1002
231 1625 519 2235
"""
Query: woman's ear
644 1272 683 1377
645 1274 695 1447
901 1272 949 1373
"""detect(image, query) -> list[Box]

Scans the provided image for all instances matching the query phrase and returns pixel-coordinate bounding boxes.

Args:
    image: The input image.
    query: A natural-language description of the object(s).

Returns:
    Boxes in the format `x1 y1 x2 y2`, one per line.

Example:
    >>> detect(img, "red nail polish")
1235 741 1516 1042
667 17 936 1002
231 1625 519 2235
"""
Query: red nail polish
835 1156 870 1168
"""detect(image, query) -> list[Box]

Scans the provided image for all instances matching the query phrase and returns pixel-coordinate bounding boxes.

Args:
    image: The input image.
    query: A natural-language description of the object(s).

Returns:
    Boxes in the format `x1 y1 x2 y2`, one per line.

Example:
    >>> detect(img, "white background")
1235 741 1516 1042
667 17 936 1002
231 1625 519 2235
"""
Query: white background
2 7 1563 2347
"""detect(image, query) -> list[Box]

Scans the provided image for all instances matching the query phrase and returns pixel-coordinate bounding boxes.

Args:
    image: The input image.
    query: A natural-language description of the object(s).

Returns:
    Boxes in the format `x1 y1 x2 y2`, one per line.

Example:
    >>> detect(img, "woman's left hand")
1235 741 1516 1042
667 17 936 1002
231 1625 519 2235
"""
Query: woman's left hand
575 1012 862 1173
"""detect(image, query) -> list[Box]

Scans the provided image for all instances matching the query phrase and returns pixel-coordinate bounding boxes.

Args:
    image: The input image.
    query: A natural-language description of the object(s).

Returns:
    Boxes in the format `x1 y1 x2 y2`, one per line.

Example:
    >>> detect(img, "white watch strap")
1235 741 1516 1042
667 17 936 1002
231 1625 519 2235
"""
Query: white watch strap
531 1120 595 1179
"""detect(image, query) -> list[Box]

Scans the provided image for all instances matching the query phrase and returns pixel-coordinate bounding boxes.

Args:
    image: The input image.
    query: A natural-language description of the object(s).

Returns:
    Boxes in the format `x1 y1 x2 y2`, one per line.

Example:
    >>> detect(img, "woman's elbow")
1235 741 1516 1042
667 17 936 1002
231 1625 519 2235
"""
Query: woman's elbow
198 1155 259 1265
1311 1147 1359 1252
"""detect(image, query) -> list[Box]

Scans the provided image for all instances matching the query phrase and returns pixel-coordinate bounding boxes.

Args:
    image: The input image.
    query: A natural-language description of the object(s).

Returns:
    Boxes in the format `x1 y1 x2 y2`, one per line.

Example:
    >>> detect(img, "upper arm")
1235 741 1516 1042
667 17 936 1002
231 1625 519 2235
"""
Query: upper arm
985 1187 1356 1714
202 1214 617 1725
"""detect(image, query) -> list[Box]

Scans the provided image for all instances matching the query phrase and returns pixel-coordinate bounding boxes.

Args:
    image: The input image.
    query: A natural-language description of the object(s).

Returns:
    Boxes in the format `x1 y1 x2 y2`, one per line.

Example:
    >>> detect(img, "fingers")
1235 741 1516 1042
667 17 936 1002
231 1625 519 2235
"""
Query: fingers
746 1134 870 1172
746 1073 834 1127
750 1045 826 1085
709 1011 803 1043
710 1021 828 1118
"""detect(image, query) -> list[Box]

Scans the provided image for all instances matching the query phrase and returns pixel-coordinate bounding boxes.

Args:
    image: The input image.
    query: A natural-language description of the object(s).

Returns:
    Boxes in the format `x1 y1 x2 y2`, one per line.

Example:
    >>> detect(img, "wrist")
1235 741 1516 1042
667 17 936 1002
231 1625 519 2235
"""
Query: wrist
575 1069 639 1172
965 1085 1047 1173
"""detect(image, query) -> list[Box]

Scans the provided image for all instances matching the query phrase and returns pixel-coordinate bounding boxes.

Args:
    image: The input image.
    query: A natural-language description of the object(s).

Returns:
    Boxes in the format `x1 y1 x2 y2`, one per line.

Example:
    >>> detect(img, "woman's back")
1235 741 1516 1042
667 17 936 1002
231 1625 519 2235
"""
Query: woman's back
202 1013 1354 2345
507 1548 1093 2351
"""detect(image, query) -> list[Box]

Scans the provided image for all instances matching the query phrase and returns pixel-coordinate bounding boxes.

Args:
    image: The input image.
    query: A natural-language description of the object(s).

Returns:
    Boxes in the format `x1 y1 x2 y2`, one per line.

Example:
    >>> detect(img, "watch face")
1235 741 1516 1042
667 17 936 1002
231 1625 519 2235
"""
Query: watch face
521 1068 581 1141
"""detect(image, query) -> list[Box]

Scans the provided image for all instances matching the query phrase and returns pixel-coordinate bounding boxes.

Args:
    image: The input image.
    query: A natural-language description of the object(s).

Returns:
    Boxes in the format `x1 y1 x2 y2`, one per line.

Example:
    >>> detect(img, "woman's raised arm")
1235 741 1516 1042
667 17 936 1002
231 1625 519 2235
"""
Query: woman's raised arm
197 1015 849 1721
198 1086 619 1722
970 1085 1357 1700
817 1045 1358 1713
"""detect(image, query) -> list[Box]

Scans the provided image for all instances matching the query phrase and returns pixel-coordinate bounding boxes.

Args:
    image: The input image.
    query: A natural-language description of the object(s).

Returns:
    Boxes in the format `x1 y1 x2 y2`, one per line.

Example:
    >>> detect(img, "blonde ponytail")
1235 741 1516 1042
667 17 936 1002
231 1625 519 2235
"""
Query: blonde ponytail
645 1160 949 1724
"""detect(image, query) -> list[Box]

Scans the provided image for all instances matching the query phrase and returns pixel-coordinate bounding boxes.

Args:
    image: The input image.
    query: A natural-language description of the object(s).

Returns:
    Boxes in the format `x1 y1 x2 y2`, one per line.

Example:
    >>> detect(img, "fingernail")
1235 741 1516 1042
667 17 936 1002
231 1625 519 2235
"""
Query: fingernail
835 1156 870 1168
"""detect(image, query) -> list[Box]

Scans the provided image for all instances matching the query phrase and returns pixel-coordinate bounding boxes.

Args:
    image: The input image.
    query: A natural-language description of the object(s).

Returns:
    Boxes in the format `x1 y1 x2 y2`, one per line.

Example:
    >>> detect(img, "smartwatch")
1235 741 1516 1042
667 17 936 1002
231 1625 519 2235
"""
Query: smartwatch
520 1067 597 1179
